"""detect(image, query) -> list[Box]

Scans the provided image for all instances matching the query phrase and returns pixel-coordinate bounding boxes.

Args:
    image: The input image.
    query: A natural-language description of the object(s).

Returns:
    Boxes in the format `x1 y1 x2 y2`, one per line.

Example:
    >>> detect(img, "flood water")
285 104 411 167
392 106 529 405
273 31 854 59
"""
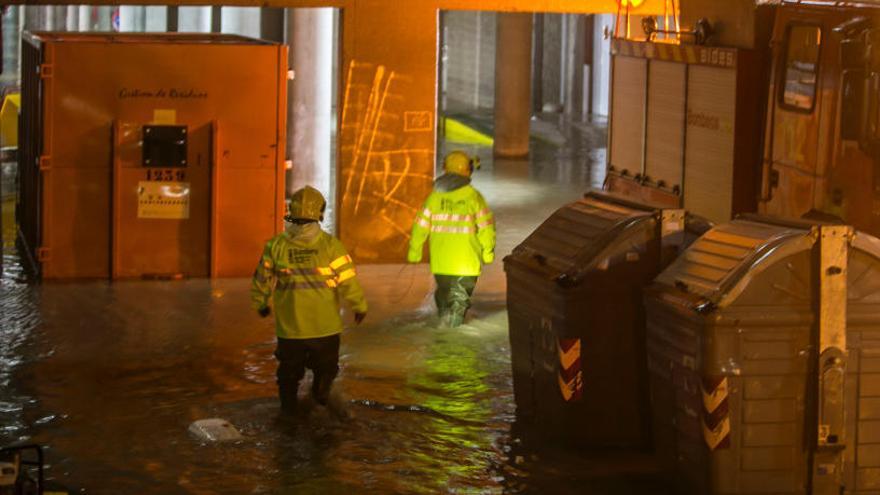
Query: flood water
0 121 671 494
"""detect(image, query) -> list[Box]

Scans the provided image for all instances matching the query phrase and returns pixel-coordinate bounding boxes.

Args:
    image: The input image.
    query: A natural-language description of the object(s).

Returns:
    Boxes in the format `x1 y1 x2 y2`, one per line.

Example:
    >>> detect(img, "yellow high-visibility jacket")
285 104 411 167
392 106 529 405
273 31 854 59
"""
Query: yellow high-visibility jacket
407 180 496 276
251 230 368 339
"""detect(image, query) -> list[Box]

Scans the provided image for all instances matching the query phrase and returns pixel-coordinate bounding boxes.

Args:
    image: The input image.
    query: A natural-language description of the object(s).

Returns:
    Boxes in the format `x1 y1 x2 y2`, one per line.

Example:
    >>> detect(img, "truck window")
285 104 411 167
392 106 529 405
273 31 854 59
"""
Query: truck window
781 24 822 112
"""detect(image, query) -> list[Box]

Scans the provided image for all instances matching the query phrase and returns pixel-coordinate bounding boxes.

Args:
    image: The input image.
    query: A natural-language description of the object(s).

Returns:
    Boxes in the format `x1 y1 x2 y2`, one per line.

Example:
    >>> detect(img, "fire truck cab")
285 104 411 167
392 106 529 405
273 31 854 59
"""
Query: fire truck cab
761 2 880 234
606 0 880 237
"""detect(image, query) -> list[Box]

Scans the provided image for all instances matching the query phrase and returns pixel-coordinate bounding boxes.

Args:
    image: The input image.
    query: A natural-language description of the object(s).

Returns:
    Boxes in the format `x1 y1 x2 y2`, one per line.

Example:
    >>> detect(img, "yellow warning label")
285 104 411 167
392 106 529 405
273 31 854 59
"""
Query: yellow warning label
403 111 433 132
137 181 190 219
153 109 177 125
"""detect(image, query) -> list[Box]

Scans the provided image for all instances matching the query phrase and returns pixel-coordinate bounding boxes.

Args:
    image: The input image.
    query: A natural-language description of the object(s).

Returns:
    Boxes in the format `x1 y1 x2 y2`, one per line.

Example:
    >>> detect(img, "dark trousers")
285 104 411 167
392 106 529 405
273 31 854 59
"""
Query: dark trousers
275 334 340 412
434 275 478 327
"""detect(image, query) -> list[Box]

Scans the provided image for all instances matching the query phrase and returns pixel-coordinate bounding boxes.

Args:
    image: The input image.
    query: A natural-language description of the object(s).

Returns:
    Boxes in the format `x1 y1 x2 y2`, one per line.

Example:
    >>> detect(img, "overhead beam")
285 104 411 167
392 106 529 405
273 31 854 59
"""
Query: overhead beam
5 0 669 15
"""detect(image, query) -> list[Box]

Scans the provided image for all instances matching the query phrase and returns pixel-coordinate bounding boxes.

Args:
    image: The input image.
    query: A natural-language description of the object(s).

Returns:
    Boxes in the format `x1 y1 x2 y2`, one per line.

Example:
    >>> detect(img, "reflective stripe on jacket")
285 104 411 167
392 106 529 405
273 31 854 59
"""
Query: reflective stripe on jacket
251 230 368 339
407 184 496 276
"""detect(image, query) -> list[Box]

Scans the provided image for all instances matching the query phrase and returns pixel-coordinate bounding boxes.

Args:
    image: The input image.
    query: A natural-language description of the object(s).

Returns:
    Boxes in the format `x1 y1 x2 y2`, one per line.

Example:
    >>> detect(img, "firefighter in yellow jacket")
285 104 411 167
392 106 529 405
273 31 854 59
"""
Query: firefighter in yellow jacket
252 186 367 414
407 151 496 327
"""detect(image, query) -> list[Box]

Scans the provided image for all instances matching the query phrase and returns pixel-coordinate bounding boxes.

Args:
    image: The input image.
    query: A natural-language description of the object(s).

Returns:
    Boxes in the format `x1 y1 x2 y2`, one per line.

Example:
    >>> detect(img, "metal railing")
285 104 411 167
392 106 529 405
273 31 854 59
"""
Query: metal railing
0 444 45 494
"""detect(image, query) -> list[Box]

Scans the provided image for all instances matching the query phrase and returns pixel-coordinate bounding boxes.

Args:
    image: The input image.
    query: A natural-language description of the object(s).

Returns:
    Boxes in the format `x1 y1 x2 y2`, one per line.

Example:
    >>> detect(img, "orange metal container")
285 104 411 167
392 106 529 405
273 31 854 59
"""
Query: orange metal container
17 32 287 279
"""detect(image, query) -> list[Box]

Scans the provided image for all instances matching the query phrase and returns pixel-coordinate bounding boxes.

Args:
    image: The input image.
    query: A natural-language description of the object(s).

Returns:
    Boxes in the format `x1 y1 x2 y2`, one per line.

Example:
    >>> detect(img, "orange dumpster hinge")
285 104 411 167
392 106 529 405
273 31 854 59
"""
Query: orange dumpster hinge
39 64 53 79
37 247 51 262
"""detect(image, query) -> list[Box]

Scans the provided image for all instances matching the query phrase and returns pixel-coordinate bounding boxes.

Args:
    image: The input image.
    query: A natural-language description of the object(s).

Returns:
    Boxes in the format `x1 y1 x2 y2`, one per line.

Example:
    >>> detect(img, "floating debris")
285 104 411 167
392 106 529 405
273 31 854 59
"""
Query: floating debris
188 419 242 442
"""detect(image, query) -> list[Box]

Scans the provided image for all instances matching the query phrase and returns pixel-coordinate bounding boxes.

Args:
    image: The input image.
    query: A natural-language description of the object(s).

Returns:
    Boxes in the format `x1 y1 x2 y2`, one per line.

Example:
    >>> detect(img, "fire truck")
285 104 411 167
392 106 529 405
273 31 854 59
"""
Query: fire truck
606 0 880 235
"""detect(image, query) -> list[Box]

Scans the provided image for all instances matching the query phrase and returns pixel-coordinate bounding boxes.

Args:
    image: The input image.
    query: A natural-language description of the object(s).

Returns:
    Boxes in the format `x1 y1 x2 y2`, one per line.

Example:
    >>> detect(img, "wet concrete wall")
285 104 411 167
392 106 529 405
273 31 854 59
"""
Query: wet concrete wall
334 1 649 262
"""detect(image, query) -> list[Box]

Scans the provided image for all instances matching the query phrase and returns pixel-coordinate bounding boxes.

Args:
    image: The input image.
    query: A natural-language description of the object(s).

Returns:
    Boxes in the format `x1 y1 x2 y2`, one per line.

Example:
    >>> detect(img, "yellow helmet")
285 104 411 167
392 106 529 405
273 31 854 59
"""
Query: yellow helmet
443 151 480 178
286 186 326 222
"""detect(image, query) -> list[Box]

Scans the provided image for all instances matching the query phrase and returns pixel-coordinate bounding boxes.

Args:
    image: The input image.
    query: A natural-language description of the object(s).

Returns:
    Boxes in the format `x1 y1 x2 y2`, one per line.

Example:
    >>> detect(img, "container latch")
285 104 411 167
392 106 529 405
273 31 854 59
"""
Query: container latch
811 225 851 492
660 209 686 262
36 247 51 262
39 64 53 79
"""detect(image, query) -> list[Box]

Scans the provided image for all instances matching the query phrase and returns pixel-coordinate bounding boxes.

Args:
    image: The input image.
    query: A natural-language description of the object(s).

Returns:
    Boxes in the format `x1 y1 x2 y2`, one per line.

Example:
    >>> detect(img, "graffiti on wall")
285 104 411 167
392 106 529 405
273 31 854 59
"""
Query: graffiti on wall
339 61 435 262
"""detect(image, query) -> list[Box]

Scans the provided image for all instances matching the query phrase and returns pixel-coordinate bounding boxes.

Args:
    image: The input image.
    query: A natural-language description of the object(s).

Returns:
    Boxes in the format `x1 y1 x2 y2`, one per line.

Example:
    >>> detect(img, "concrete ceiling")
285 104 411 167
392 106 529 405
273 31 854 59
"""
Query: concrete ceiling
7 0 671 15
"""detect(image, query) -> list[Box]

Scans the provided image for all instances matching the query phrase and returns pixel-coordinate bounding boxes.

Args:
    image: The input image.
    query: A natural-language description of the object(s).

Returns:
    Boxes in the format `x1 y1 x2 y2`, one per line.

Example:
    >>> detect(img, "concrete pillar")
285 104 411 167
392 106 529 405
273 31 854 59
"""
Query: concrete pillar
541 14 563 111
78 6 91 31
472 12 482 109
477 12 496 110
287 8 334 198
166 7 178 32
562 14 586 120
45 6 56 30
73 6 110 31
65 6 79 32
42 7 54 30
260 8 285 41
119 6 146 32
23 6 46 31
532 13 544 114
95 7 112 31
2 7 21 79
50 6 68 31
221 7 261 38
211 6 222 33
438 12 447 111
493 12 532 158
441 10 493 112
591 14 613 118
145 7 167 32
583 15 594 117
178 7 211 33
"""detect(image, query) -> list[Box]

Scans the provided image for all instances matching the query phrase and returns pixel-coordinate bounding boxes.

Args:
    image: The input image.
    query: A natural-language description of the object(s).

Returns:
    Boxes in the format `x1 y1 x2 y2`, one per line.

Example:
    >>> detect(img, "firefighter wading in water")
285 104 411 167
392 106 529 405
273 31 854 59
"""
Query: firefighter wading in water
408 151 496 327
252 186 368 415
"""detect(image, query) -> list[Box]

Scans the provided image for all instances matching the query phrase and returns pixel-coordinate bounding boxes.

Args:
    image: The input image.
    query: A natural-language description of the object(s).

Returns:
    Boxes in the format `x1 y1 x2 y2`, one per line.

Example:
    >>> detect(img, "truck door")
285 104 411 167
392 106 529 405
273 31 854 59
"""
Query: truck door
834 26 880 234
762 22 823 218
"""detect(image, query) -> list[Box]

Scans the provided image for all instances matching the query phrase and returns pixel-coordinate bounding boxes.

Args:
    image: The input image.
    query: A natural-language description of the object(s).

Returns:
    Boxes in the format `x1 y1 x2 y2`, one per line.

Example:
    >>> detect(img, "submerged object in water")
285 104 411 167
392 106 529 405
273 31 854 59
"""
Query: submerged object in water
188 418 242 442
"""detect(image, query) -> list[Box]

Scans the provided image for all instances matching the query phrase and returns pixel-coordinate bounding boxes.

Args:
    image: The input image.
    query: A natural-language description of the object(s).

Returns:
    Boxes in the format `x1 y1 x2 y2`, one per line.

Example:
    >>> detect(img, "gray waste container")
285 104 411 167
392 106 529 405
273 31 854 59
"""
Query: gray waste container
504 191 708 447
645 215 880 494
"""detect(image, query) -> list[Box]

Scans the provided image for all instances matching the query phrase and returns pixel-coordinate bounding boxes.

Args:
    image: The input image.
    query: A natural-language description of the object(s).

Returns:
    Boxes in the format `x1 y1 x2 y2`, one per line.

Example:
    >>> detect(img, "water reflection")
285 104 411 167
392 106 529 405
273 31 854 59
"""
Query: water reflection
0 120 670 493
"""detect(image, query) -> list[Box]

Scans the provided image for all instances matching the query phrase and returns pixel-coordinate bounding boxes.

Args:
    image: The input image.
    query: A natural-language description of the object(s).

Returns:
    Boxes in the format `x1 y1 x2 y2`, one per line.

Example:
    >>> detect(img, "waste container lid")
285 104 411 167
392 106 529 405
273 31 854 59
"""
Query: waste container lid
505 191 663 283
654 216 880 306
